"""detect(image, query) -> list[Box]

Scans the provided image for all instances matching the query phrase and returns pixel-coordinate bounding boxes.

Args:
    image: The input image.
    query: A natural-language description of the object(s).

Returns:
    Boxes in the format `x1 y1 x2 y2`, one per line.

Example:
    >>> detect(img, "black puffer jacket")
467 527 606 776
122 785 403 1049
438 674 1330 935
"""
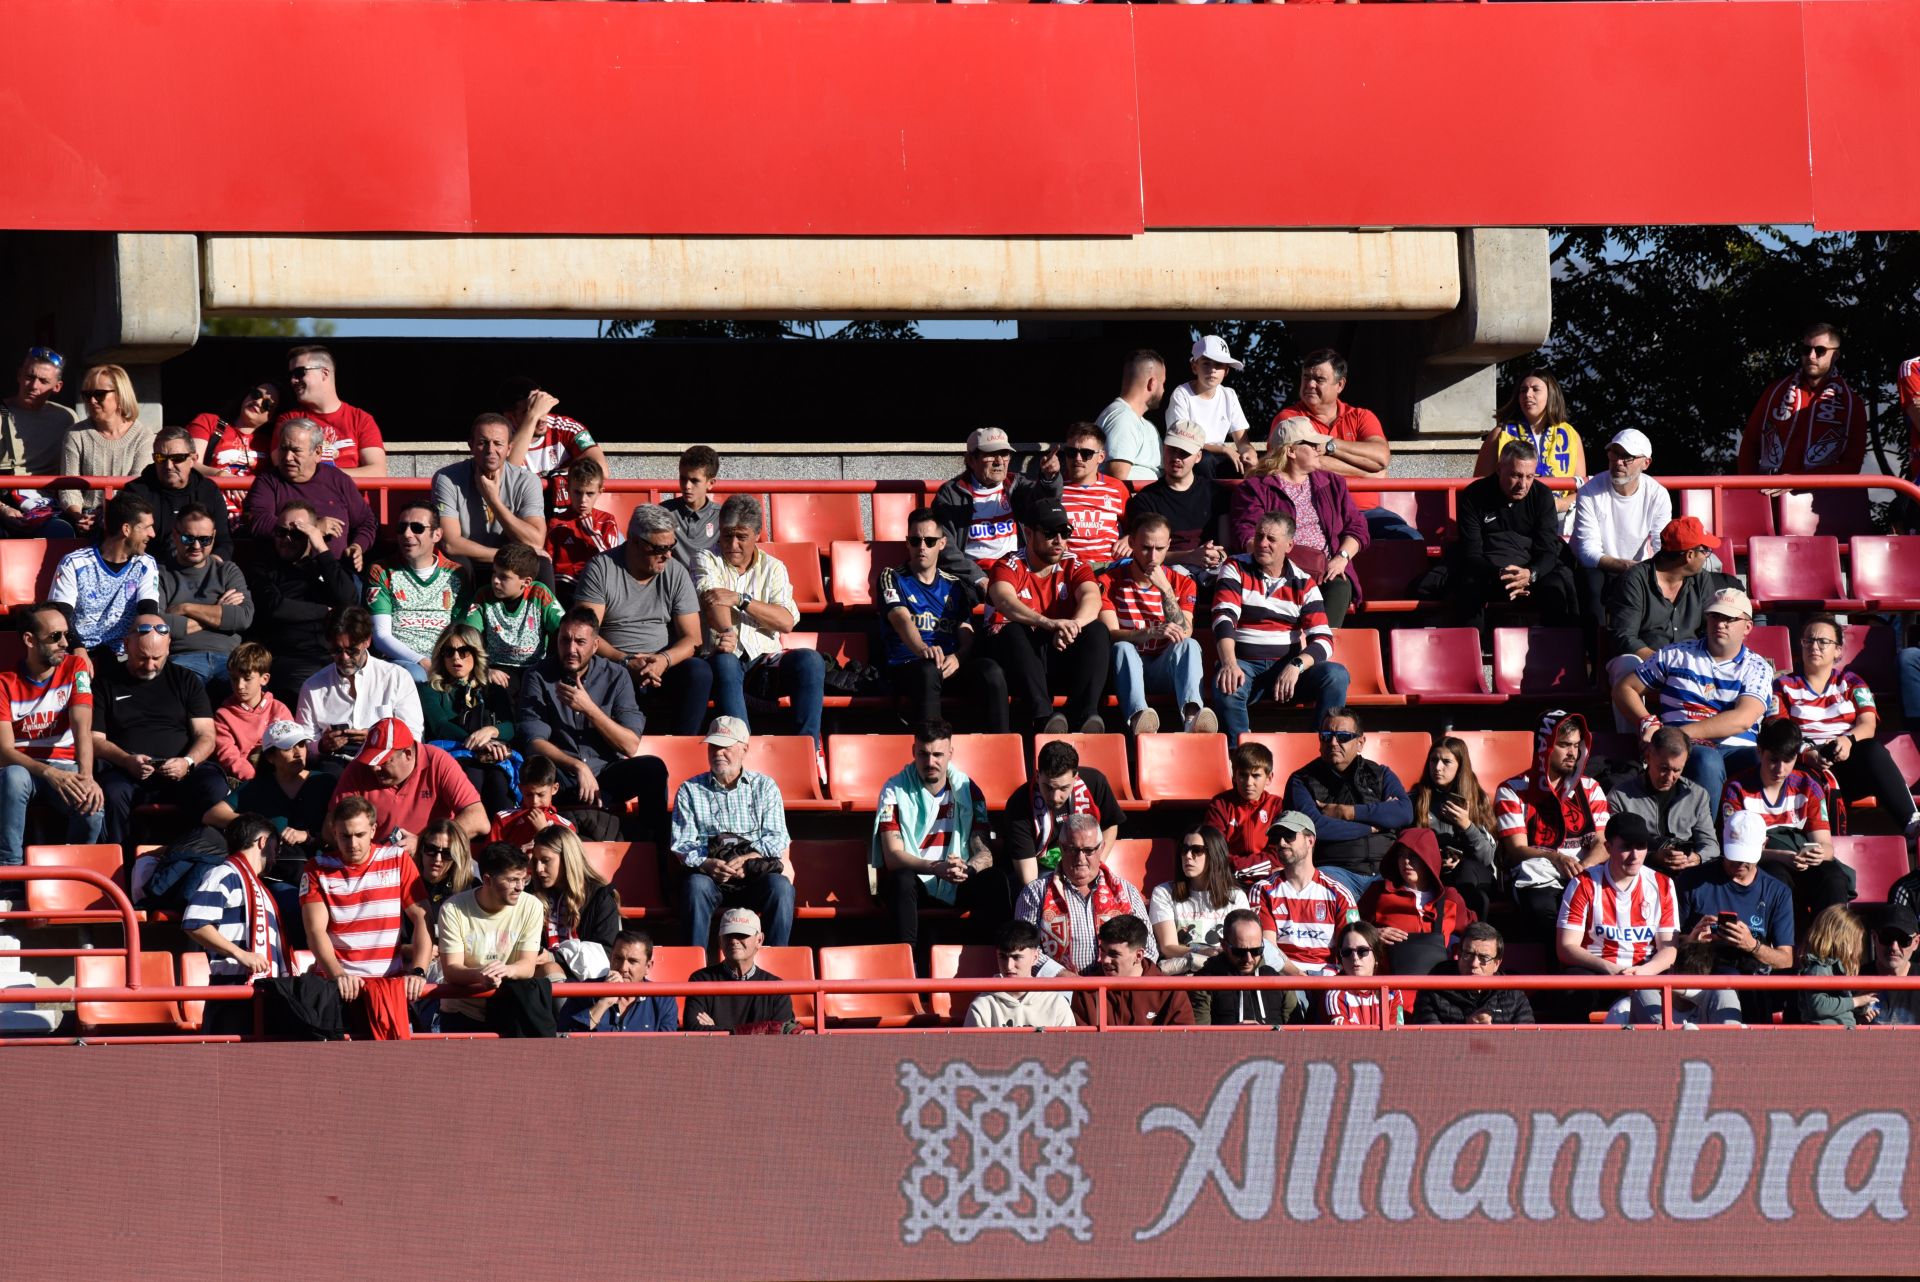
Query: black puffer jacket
1411 985 1535 1025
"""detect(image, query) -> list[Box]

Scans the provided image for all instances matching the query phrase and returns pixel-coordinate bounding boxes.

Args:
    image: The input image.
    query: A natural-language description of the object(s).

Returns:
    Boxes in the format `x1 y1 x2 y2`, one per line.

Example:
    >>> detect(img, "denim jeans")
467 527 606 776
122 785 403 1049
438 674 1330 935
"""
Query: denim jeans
1110 638 1204 721
169 648 235 701
0 761 105 867
1211 657 1351 745
709 648 826 748
1901 646 1920 721
1683 743 1757 810
1316 865 1380 902
680 870 796 950
1364 508 1425 542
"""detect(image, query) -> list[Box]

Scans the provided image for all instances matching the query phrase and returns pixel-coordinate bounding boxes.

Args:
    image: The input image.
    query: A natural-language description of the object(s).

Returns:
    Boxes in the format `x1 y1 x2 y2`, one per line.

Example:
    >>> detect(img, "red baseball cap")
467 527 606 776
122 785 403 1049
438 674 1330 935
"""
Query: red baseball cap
357 717 417 767
1658 515 1722 554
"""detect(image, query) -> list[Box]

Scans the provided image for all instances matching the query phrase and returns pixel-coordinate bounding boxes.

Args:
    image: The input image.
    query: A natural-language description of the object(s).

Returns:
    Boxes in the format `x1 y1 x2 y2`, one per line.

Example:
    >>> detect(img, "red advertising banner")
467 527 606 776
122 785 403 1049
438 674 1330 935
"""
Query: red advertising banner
10 1031 1915 1279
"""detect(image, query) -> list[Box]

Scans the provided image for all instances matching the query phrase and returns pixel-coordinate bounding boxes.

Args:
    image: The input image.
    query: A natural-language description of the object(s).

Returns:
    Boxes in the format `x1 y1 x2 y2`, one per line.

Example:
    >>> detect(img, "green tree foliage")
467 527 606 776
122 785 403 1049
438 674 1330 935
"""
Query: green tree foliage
201 316 335 339
601 318 921 341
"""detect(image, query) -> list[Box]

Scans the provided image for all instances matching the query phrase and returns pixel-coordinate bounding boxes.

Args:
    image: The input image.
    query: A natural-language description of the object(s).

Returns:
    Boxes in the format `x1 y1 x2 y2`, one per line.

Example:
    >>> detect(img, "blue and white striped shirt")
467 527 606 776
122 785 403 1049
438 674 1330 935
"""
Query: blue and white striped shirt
182 863 285 980
1634 640 1775 749
669 769 792 870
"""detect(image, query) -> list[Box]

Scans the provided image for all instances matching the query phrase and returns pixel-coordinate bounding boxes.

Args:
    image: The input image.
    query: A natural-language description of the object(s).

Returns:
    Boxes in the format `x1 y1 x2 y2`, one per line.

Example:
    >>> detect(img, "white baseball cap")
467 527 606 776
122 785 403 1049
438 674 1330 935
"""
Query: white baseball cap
1191 335 1244 371
1703 587 1754 621
1164 419 1206 456
260 720 313 752
1722 810 1765 864
705 715 751 748
718 907 762 938
967 427 1012 453
1609 428 1654 460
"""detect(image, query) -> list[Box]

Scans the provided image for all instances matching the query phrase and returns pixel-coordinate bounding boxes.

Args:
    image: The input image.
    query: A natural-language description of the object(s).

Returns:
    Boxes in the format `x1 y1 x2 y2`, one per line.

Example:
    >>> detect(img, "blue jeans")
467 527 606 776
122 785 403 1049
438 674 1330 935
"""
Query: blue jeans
0 761 105 867
1684 743 1757 809
1901 646 1920 721
709 648 826 748
169 648 234 699
1211 658 1351 745
384 654 429 685
1111 638 1205 721
1317 865 1381 902
680 870 796 950
1364 508 1425 542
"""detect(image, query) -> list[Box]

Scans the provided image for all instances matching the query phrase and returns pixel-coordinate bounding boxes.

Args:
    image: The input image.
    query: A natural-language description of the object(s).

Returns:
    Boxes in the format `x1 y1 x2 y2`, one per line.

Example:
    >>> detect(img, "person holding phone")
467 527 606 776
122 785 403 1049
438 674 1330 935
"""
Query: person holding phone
1679 811 1795 1022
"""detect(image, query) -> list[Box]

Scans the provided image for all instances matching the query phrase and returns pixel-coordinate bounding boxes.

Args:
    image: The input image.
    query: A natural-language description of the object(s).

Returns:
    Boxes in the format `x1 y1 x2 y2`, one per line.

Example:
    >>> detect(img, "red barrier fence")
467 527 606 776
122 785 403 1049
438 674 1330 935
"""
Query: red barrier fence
5 1033 1917 1277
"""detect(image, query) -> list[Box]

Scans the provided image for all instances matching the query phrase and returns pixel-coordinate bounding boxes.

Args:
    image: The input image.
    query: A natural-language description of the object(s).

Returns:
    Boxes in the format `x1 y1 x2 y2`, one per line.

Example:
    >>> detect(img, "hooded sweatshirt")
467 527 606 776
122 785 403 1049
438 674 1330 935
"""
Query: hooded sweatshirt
1070 959 1194 1027
1493 709 1612 891
1358 828 1476 942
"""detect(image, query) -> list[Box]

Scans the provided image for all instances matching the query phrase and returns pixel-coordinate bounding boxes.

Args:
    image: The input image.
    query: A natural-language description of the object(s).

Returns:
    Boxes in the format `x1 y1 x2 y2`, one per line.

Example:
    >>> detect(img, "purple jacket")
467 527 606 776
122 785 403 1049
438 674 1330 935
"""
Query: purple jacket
1228 470 1370 598
240 465 377 559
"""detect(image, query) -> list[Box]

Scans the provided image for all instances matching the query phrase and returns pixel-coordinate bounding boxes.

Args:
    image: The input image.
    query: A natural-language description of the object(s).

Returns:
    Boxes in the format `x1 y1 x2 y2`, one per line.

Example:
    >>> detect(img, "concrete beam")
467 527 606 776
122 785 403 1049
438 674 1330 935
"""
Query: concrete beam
1424 227 1553 365
200 231 1465 320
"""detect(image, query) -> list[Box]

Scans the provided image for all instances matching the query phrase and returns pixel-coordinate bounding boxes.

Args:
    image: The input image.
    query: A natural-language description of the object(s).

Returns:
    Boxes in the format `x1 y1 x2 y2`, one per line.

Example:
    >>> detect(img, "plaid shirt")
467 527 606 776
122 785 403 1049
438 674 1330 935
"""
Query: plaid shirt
669 769 791 869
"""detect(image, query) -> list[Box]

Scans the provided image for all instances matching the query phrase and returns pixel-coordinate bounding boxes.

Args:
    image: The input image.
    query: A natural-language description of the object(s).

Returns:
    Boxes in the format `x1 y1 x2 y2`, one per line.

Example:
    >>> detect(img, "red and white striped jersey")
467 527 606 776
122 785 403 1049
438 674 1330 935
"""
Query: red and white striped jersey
299 844 421 978
521 413 597 478
1557 866 1679 967
1100 565 1197 656
1253 871 1356 973
1721 769 1830 836
1773 671 1872 746
0 654 92 765
1210 557 1334 665
1060 476 1130 566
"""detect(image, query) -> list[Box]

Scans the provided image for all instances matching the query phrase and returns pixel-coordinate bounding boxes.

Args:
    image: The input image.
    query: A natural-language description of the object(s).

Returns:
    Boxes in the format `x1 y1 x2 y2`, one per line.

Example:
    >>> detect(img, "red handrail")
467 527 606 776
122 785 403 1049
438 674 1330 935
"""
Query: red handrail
0 867 141 975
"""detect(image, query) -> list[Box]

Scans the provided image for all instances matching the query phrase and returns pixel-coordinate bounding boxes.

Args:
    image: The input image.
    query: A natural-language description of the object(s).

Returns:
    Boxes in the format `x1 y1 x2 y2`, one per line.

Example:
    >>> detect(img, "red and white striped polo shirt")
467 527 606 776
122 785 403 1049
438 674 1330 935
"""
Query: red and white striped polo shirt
1773 671 1872 746
1061 476 1130 566
0 654 91 765
1557 865 1678 968
299 844 421 977
1100 566 1197 656
1253 871 1356 973
1721 770 1830 837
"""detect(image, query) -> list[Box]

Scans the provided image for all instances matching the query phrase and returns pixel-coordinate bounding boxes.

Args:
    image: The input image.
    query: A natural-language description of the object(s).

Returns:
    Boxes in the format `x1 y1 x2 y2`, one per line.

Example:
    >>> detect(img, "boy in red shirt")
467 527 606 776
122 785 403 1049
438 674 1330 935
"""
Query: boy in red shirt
1202 742 1285 884
545 456 625 597
490 755 578 851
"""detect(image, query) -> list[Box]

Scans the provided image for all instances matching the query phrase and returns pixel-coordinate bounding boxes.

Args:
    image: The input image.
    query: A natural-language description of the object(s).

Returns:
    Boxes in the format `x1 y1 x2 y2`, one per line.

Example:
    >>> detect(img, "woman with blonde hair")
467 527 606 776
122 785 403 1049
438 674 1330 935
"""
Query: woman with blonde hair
530 825 621 980
413 820 476 929
421 622 517 815
57 363 157 531
1228 416 1369 626
1796 904 1876 1026
1409 736 1498 919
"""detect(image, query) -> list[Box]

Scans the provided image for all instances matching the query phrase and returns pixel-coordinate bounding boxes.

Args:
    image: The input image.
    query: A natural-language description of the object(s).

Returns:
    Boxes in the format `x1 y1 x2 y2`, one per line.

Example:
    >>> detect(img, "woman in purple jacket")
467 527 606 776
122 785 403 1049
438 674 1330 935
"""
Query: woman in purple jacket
1228 416 1369 626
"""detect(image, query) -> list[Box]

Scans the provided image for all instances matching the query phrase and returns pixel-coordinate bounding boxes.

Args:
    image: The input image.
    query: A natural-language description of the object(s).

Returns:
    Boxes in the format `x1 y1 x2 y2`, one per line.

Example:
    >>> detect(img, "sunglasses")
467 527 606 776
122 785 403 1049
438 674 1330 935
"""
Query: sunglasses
274 526 307 540
905 535 943 549
1040 526 1073 541
1338 945 1372 960
1879 932 1915 949
420 844 453 860
247 390 276 408
176 533 214 548
155 452 194 465
83 388 111 402
37 629 70 644
1797 344 1836 357
132 622 171 636
1227 945 1264 958
398 521 431 535
1059 447 1099 462
288 365 328 379
26 346 64 368
638 541 676 559
1319 730 1361 744
1463 952 1501 967
446 645 477 659
1179 843 1208 856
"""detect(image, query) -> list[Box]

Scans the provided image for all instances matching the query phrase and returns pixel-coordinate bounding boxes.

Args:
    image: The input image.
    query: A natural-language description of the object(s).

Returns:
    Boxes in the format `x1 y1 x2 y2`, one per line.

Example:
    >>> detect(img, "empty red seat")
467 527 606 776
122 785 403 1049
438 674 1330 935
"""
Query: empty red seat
872 490 927 542
1492 626 1596 698
1832 835 1911 902
744 733 838 811
928 943 999 1023
0 538 85 608
1327 629 1406 706
828 734 915 812
829 541 905 609
24 844 126 925
950 734 1029 812
1849 537 1920 611
1884 733 1920 791
1451 730 1535 790
1839 621 1898 692
644 737 718 808
1032 733 1144 809
1745 624 1793 675
1778 489 1872 541
790 839 878 919
645 944 710 1020
1372 489 1454 544
1747 536 1861 611
1241 731 1320 785
1681 488 1773 557
1389 628 1507 705
770 492 863 546
178 950 211 1032
1352 541 1432 611
757 945 817 1024
761 542 828 612
819 943 924 1026
1135 732 1230 804
75 951 186 1032
1104 837 1175 894
581 841 672 920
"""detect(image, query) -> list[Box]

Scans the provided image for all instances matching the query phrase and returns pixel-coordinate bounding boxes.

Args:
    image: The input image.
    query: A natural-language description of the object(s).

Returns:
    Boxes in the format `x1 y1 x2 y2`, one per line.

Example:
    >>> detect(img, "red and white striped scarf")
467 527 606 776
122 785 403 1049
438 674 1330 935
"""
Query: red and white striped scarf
229 854 281 980
1753 375 1861 473
1038 866 1129 966
1031 775 1096 853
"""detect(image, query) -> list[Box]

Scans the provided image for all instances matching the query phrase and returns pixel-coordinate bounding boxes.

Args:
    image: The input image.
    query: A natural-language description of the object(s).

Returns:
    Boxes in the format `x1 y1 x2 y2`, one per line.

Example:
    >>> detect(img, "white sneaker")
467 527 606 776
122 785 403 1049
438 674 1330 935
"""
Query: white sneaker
1128 709 1160 736
1183 707 1219 735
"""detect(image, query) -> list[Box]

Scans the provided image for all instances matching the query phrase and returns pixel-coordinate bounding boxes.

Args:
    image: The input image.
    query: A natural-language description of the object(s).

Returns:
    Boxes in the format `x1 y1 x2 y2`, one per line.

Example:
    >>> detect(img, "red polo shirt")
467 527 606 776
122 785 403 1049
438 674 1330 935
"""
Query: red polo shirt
333 744 480 842
1269 400 1386 508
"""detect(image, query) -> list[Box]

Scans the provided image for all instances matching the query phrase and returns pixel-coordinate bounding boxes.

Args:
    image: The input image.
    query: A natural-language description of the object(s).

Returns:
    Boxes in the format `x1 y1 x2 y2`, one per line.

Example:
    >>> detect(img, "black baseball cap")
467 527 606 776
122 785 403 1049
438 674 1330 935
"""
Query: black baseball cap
1025 498 1070 532
1606 812 1658 849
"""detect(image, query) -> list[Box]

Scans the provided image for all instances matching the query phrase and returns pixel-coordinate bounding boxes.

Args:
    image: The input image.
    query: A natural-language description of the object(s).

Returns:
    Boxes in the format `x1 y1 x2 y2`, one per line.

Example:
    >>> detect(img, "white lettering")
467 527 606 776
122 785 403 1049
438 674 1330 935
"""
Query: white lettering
1284 1062 1337 1223
1663 1062 1754 1221
1135 1062 1286 1241
1422 1113 1518 1222
1815 1112 1909 1221
1524 1110 1658 1221
1759 1110 1829 1220
1332 1063 1418 1221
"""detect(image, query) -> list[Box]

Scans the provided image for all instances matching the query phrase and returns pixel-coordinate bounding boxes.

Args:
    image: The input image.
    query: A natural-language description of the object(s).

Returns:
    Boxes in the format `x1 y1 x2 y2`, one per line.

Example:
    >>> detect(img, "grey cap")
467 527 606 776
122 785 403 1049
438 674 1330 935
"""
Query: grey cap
1269 810 1317 838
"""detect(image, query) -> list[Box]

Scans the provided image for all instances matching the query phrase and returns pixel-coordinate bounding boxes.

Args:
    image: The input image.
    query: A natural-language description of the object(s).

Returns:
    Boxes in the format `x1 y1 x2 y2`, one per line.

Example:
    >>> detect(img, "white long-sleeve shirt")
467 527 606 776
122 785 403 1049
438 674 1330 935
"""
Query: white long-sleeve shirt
294 656 425 748
1571 474 1672 570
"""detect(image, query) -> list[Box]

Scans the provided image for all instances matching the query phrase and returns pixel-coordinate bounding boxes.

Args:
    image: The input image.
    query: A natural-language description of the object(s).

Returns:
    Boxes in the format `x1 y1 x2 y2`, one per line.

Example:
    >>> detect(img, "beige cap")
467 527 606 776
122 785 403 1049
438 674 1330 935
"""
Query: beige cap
1272 416 1331 451
704 715 751 747
1164 419 1206 456
967 426 1012 453
1703 587 1753 620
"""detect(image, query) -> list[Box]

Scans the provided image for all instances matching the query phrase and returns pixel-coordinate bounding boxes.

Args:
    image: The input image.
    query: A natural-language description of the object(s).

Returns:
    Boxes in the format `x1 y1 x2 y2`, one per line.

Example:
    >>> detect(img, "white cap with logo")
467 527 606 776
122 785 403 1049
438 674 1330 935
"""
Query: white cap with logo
1703 587 1754 620
718 907 762 937
1609 428 1654 460
1722 810 1766 864
1164 419 1206 456
967 427 1012 453
1190 334 1244 371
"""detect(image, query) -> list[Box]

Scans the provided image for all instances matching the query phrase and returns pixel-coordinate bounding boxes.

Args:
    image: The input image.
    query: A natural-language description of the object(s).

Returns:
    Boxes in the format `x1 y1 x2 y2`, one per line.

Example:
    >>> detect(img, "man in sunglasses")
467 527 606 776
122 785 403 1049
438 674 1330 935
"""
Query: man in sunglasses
574 504 712 737
240 418 376 571
1054 422 1130 569
0 347 78 538
367 499 462 683
984 497 1112 735
1281 709 1411 897
124 424 233 565
90 612 227 851
1737 321 1867 476
930 427 1060 593
1189 909 1292 1026
156 506 252 697
274 345 387 477
1864 903 1919 1026
0 602 105 875
879 509 1006 734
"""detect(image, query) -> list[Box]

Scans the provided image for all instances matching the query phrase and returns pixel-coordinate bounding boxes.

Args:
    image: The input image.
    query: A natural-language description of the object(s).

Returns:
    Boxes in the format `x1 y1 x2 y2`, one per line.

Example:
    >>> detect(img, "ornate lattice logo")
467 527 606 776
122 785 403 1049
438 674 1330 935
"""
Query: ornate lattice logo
898 1059 1093 1244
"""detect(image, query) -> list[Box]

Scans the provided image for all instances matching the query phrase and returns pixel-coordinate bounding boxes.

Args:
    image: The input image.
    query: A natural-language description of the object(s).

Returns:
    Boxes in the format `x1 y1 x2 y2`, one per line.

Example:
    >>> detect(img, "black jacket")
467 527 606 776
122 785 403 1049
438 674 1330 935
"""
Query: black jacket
1454 473 1562 581
1411 984 1535 1025
124 466 234 564
577 882 622 950
1604 561 1746 658
1191 954 1293 1026
244 553 359 689
684 963 795 1032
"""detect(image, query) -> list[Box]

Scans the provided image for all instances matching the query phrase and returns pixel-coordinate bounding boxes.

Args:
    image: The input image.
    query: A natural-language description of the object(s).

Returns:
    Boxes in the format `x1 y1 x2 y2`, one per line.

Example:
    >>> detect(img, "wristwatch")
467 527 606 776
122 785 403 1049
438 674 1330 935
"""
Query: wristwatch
1324 438 1337 457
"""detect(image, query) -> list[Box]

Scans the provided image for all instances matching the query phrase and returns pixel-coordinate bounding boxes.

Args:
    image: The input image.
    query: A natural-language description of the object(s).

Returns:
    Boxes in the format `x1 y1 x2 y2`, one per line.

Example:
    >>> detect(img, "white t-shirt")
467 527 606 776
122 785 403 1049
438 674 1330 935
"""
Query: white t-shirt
1095 399 1161 483
1147 882 1250 974
1166 383 1250 447
1570 474 1672 570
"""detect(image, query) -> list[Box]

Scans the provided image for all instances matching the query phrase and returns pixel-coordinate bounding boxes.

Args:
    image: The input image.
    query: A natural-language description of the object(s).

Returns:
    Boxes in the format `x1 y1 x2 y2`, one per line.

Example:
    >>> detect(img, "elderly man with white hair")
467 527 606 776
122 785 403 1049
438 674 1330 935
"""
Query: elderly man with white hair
573 503 713 736
239 416 377 569
695 493 826 752
1012 811 1156 973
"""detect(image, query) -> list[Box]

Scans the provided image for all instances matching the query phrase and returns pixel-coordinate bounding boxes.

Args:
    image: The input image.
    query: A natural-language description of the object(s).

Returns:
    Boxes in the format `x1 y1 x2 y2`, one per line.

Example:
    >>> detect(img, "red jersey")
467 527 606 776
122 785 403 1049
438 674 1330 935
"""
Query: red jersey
546 508 625 582
987 550 1095 633
1720 769 1830 837
333 745 481 843
1060 476 1130 566
298 843 422 978
1557 866 1678 968
1201 789 1283 881
1253 871 1356 973
187 413 258 520
0 654 92 764
1737 374 1868 476
272 402 384 470
1312 986 1406 1028
1268 400 1387 509
1100 566 1197 656
490 805 576 852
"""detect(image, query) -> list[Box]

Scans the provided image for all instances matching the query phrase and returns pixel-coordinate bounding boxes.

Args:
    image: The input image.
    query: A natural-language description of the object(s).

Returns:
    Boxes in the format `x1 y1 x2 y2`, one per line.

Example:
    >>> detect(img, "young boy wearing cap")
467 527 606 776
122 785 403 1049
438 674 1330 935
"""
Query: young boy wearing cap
1165 336 1255 477
930 426 1060 592
1571 428 1672 624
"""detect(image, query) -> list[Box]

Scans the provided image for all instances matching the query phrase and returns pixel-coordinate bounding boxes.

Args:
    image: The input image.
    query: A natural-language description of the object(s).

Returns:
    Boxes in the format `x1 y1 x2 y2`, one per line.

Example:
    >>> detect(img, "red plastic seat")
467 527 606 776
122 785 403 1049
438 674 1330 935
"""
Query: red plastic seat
1849 537 1920 611
1372 489 1454 544
828 734 915 813
790 839 878 920
928 943 999 1023
819 943 925 1026
1351 541 1432 611
594 489 653 538
1327 629 1407 706
1135 732 1230 804
75 951 186 1032
1681 488 1773 557
1833 835 1911 902
178 950 211 1031
24 844 126 925
743 733 839 811
1389 627 1507 705
784 630 867 666
1450 730 1536 791
1885 733 1920 791
1032 733 1144 810
1840 621 1898 692
829 541 906 609
951 734 1030 812
645 944 710 1020
770 492 863 546
0 538 85 608
581 841 672 920
645 737 720 809
757 945 817 1024
1492 626 1596 698
872 490 926 542
1746 536 1861 611
1104 837 1174 896
1778 489 1872 541
761 541 828 612
1241 731 1321 785
1745 624 1792 675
